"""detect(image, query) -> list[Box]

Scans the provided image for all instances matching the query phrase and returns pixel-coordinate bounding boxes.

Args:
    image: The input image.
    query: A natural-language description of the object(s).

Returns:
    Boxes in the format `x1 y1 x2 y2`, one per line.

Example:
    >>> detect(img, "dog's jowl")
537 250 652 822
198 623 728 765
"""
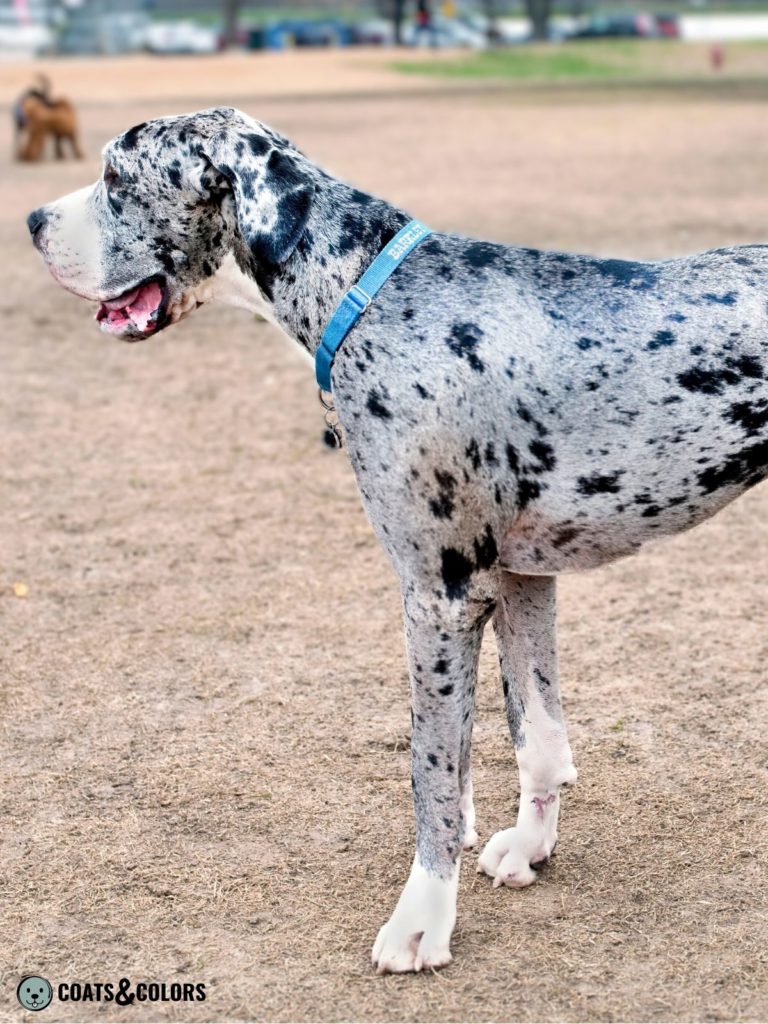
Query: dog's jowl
28 107 768 973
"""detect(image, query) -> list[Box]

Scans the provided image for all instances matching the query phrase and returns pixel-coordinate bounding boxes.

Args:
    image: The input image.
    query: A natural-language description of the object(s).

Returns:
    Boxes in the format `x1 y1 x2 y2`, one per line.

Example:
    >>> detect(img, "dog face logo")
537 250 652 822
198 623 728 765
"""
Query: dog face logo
17 976 53 1011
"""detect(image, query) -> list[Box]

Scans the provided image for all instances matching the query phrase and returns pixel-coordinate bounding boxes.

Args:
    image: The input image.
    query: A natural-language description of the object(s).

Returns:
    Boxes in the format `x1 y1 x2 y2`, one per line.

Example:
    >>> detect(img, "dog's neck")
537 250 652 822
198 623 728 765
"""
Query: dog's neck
214 176 410 357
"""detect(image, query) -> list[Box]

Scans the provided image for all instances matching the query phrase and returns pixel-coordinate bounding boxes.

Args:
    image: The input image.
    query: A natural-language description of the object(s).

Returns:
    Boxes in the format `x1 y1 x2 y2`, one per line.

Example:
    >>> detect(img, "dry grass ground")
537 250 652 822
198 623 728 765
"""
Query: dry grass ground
1 54 767 1022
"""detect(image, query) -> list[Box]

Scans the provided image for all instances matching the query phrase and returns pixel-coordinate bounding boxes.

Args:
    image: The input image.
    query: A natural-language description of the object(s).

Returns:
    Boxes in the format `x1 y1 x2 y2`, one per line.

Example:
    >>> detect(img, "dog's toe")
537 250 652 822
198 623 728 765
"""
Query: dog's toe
373 926 452 974
478 826 550 889
373 929 421 974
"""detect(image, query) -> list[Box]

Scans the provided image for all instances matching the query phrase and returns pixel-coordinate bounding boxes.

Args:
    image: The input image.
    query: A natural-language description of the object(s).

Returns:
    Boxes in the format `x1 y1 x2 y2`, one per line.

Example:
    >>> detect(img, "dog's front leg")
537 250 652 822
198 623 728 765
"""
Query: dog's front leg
372 585 485 974
478 573 577 887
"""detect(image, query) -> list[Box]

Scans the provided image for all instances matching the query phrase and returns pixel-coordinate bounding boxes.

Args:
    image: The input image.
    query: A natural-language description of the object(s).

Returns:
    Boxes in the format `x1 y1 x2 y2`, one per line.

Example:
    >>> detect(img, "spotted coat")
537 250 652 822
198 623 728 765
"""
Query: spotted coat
28 106 768 975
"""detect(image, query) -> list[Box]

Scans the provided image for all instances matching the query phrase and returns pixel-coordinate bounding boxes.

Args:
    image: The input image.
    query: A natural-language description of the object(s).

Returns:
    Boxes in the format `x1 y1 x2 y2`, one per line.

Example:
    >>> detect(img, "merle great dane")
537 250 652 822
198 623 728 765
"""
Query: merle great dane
28 107 768 973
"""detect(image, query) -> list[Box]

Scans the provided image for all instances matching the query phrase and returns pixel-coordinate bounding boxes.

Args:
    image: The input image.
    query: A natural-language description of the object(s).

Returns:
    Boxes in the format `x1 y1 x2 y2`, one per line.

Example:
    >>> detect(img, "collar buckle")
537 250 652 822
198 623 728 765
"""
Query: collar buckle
347 284 372 313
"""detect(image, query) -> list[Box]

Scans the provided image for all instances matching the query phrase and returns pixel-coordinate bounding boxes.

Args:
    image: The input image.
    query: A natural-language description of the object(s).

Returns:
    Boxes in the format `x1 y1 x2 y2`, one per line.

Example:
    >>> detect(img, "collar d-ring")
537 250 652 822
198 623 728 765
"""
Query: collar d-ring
318 388 344 449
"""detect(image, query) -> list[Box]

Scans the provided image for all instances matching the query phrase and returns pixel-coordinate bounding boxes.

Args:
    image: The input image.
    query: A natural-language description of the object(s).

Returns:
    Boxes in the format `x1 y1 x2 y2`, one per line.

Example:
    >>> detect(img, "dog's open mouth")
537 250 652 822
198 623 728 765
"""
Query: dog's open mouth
95 278 167 338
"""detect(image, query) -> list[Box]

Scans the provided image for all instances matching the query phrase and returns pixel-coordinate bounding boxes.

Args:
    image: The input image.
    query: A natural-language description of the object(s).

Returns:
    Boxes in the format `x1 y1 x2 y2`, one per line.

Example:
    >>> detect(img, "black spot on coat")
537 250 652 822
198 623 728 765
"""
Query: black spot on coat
647 329 676 351
577 472 623 495
366 389 392 419
446 322 485 374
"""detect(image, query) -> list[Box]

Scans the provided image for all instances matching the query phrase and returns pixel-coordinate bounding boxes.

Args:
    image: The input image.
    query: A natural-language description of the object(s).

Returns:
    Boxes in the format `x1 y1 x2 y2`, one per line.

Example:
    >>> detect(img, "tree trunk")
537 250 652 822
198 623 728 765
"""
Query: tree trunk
393 0 407 45
525 0 552 40
482 0 500 44
221 0 240 48
375 0 409 45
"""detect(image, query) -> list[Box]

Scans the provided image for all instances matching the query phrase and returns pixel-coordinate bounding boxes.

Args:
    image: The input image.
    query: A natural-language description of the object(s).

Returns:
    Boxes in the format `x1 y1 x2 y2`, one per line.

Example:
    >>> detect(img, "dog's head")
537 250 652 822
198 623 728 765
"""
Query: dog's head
27 107 315 340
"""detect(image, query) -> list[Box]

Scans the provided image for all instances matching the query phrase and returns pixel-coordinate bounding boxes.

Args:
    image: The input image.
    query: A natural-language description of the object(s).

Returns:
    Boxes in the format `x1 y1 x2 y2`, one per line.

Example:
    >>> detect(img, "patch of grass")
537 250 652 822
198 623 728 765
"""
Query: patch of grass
687 3 768 11
391 39 768 84
392 45 639 81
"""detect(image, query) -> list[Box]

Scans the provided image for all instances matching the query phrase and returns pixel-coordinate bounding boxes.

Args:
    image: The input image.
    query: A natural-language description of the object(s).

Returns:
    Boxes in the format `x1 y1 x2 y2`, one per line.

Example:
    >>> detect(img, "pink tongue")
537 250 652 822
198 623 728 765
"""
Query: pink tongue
104 287 140 311
126 281 163 321
98 281 164 334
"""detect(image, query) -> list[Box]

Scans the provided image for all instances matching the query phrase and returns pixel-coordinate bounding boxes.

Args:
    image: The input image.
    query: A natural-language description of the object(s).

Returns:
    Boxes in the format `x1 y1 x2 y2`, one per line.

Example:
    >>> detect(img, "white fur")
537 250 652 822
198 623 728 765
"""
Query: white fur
478 698 576 888
198 253 272 317
372 855 459 974
43 186 103 299
460 776 479 850
191 254 313 366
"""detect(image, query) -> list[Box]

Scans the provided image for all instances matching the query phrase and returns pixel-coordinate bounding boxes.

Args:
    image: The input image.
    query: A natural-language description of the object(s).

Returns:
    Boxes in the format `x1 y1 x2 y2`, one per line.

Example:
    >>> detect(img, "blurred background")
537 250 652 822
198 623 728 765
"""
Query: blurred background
4 0 768 60
3 0 768 1021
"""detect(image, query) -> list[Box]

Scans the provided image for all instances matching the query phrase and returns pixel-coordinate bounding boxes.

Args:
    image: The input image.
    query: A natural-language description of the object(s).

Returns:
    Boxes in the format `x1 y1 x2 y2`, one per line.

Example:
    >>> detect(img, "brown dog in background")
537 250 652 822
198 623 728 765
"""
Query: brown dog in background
14 75 83 162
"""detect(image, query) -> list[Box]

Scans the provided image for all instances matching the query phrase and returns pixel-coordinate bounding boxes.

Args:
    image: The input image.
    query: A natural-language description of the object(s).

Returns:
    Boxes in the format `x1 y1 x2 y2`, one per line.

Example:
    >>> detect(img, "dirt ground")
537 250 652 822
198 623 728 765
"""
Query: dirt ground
1 54 767 1023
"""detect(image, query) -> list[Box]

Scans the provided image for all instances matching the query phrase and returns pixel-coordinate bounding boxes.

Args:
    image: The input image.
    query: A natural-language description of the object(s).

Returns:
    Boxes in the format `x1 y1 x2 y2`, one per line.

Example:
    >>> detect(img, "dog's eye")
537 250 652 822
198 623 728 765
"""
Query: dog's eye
103 164 120 189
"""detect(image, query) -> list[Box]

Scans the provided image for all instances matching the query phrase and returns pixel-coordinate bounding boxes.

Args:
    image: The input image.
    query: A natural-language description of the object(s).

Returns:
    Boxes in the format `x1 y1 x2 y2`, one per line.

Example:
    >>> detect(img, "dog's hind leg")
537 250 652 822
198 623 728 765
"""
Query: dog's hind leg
478 573 577 888
460 769 478 850
372 583 489 973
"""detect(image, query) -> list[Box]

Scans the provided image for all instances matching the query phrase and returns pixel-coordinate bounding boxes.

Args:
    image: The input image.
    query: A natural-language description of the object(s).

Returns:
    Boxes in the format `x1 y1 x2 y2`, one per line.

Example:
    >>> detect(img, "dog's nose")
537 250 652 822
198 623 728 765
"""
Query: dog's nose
27 207 48 242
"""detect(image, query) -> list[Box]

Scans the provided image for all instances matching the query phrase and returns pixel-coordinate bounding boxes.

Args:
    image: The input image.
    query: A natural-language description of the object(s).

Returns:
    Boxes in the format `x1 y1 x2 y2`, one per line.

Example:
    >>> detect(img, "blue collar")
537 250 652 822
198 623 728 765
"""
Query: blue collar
315 219 432 392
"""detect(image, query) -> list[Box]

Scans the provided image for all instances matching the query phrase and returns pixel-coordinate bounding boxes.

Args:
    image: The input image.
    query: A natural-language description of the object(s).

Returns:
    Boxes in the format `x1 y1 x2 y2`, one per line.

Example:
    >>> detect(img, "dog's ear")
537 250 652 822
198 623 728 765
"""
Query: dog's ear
188 155 230 201
202 116 315 266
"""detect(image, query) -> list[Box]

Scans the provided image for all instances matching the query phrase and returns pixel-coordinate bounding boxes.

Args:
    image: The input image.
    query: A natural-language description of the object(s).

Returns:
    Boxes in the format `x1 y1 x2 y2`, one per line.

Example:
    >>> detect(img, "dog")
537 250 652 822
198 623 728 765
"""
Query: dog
27 107 768 973
15 74 83 162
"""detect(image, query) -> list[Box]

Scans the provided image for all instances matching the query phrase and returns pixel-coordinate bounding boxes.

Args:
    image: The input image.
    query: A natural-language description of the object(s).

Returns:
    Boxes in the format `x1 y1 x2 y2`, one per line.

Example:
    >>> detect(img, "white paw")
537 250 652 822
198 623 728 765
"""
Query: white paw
477 790 560 889
477 826 542 888
372 923 453 974
372 856 458 974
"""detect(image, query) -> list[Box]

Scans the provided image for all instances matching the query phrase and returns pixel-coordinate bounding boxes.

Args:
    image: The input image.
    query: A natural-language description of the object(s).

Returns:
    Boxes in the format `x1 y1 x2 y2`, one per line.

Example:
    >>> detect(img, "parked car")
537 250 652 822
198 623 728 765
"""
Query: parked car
570 11 679 39
655 13 681 38
290 19 351 47
349 18 394 46
521 22 572 42
248 18 351 49
247 24 290 50
145 20 218 55
58 11 149 54
0 19 54 56
459 12 528 44
570 12 658 38
402 13 487 48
